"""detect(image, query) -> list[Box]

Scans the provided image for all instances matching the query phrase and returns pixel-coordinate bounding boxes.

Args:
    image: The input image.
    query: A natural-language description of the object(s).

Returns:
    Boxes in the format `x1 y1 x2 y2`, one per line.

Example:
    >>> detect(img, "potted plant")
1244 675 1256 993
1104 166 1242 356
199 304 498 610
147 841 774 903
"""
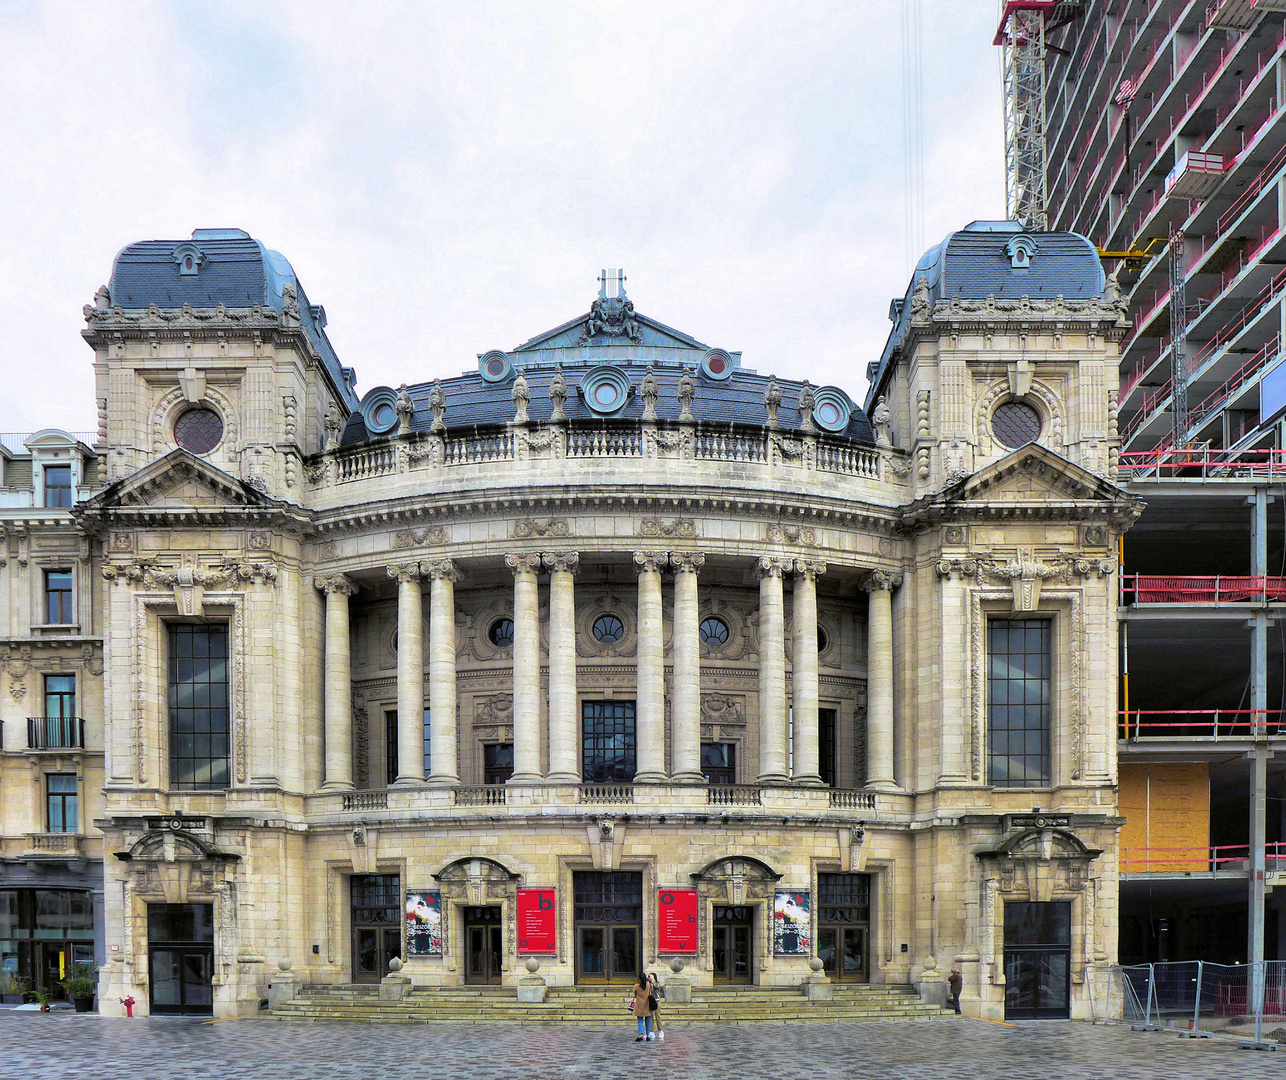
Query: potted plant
0 971 28 1006
32 985 52 1013
60 965 97 1013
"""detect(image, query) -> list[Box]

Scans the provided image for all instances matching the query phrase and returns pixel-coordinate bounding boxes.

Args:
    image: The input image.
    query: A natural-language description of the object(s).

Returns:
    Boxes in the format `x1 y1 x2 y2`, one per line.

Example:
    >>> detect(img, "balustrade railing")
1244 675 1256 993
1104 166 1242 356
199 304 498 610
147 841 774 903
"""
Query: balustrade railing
335 443 397 482
706 785 762 806
578 784 634 804
453 786 508 806
828 789 877 810
341 791 388 811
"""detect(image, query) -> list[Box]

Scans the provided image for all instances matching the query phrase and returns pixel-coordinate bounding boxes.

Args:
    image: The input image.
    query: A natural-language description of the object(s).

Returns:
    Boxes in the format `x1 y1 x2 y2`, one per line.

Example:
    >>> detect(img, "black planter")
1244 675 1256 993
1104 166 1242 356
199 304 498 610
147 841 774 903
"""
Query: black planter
72 995 93 1013
0 994 22 1006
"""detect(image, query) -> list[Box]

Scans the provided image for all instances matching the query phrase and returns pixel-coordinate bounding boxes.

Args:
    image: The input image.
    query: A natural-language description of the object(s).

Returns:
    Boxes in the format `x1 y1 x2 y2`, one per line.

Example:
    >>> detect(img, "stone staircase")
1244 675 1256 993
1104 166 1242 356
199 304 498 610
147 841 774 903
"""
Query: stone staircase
267 982 957 1024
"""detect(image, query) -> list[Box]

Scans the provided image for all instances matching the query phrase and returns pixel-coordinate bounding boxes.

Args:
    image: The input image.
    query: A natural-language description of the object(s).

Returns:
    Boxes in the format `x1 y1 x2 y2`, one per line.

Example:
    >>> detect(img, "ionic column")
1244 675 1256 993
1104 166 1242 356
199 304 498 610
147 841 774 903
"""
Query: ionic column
791 559 826 785
863 569 902 791
634 551 669 783
506 553 544 783
756 557 791 782
387 564 425 785
424 558 462 786
670 552 705 782
316 574 358 791
544 551 581 783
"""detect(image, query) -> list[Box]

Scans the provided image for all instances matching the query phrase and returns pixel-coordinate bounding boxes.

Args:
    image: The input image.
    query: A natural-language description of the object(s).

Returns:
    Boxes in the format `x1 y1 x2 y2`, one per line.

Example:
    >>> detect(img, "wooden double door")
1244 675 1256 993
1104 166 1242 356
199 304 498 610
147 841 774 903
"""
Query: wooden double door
464 906 503 984
351 874 402 984
711 905 753 983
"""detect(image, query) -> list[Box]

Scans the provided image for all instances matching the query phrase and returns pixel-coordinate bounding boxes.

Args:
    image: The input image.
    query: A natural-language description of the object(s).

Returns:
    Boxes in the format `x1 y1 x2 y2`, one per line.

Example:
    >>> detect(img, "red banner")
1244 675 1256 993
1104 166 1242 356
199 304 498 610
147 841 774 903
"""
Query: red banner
516 888 557 953
658 888 699 953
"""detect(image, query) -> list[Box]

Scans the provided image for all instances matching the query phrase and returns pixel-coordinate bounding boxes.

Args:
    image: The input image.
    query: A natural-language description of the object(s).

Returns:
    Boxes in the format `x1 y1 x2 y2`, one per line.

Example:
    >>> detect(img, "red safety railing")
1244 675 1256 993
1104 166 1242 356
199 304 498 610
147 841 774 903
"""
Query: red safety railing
1219 139 1286 232
1119 709 1285 739
1119 447 1286 479
1185 334 1282 435
1120 844 1261 873
1121 574 1286 603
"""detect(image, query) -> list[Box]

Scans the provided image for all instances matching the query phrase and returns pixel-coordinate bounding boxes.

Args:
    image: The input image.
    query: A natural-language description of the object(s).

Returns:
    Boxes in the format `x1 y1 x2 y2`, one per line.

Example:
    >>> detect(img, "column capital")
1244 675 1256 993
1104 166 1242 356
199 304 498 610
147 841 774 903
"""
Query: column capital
421 557 462 583
315 573 359 596
792 559 827 581
669 551 705 574
386 563 422 584
861 568 903 592
755 556 792 580
633 550 670 574
505 552 543 575
542 551 581 575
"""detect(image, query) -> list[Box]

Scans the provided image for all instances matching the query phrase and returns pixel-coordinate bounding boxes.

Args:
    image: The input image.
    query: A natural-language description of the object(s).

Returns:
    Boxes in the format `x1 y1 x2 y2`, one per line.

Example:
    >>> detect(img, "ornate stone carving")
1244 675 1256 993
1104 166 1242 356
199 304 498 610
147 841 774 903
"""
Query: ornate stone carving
548 365 567 422
633 551 669 574
639 517 696 539
513 518 569 539
582 292 641 343
700 693 745 726
354 706 369 785
872 396 891 447
504 552 543 574
860 568 902 592
428 380 447 432
393 525 448 549
640 365 659 421
386 563 422 584
324 403 343 451
765 523 815 545
763 377 781 428
395 385 414 434
796 381 816 433
474 695 515 727
669 552 705 574
677 368 696 422
755 556 791 579
315 573 359 597
542 551 580 574
511 371 530 424
422 558 462 582
792 558 826 580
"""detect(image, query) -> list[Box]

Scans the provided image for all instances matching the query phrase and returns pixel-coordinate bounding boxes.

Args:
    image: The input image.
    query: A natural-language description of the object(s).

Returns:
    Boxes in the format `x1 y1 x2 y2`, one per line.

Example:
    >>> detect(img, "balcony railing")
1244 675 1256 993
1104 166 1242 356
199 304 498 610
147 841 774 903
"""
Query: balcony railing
24 833 81 855
707 785 762 806
1119 448 1286 480
1121 574 1286 604
1122 842 1286 874
454 786 507 807
578 784 635 805
26 716 84 750
341 791 388 811
1119 709 1285 739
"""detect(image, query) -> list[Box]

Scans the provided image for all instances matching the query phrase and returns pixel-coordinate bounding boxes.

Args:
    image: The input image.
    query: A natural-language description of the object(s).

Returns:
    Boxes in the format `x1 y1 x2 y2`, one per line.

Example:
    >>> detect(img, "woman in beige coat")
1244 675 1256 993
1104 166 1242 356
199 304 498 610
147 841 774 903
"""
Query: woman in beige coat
630 974 654 1041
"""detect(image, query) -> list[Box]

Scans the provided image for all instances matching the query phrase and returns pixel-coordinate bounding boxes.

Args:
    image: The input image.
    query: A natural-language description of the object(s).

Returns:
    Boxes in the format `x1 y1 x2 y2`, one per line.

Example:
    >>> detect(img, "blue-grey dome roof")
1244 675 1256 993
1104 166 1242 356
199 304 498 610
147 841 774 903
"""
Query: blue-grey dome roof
106 229 355 406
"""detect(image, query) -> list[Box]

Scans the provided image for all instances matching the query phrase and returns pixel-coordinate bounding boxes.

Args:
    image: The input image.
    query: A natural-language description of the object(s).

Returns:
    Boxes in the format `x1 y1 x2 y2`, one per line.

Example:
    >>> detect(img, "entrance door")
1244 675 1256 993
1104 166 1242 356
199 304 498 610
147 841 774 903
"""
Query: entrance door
1003 901 1071 1019
711 906 753 983
817 873 871 982
464 906 503 984
147 904 214 1015
351 874 402 984
40 944 69 1000
573 871 642 983
818 925 868 982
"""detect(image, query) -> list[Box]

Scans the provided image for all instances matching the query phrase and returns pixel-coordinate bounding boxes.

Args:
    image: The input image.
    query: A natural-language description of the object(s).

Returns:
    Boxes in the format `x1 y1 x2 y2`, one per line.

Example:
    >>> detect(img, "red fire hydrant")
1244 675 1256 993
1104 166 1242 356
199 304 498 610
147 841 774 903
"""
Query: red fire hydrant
120 995 135 1018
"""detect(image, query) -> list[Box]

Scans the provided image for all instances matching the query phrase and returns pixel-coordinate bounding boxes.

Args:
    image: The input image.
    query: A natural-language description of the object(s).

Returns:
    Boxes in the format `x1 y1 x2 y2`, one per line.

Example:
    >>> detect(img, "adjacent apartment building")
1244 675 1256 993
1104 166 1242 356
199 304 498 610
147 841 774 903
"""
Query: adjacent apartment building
1043 0 1286 967
1 224 1134 1021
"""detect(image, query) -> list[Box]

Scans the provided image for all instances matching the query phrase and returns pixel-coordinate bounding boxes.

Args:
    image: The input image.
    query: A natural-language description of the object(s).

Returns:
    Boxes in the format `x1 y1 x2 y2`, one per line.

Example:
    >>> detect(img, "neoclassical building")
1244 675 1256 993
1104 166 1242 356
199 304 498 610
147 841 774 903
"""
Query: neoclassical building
0 223 1139 1020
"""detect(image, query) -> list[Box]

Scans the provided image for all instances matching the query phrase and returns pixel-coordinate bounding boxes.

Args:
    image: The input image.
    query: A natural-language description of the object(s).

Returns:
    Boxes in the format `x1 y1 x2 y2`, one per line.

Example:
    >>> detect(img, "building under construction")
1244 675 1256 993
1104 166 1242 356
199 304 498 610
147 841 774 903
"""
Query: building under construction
1010 0 1286 971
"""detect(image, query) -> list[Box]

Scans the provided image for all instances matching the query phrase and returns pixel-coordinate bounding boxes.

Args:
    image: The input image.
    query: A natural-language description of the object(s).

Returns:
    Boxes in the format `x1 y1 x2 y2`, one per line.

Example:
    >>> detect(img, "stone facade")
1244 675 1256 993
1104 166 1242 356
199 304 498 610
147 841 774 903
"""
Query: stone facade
1 227 1140 1020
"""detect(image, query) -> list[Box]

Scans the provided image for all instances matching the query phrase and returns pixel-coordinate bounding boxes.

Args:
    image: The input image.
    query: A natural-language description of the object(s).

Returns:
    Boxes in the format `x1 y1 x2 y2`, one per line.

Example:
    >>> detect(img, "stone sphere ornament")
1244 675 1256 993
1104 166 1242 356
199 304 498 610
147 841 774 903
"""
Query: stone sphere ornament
277 958 292 972
525 958 540 973
669 957 685 973
809 957 825 973
388 956 403 973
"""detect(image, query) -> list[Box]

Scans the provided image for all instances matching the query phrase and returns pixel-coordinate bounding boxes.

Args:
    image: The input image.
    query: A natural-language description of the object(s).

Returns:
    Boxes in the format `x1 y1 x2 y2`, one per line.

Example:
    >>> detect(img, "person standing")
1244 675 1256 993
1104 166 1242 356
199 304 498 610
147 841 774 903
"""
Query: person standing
631 973 654 1041
647 971 665 1041
947 968 963 1014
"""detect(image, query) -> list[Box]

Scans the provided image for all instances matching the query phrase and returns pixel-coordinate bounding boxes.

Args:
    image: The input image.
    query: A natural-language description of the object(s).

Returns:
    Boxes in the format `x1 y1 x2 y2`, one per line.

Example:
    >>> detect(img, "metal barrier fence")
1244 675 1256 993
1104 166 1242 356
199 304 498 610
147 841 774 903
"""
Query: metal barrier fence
1087 960 1286 1048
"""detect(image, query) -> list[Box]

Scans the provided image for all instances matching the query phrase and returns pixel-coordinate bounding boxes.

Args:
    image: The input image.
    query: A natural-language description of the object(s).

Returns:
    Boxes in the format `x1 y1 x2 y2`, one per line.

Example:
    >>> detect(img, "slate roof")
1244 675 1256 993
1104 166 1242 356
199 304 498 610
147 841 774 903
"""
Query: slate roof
107 229 355 407
866 221 1108 410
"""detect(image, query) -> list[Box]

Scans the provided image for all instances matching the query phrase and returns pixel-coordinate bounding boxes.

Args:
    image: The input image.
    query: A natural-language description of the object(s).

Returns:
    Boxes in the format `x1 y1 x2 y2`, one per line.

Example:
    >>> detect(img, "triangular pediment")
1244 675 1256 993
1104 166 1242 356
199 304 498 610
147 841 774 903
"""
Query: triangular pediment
80 450 281 512
949 444 1130 506
513 309 709 352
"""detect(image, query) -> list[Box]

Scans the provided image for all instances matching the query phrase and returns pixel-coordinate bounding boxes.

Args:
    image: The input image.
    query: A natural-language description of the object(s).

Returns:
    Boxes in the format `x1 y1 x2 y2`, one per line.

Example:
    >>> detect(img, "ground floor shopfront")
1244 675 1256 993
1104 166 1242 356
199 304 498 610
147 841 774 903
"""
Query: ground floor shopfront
0 861 104 1001
95 808 1118 1020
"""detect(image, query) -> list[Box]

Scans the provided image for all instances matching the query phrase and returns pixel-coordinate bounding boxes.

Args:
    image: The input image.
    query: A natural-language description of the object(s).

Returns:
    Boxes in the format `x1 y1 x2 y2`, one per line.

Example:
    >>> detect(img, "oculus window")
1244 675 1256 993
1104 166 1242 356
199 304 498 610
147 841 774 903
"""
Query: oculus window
488 618 514 647
988 618 1052 787
173 408 224 454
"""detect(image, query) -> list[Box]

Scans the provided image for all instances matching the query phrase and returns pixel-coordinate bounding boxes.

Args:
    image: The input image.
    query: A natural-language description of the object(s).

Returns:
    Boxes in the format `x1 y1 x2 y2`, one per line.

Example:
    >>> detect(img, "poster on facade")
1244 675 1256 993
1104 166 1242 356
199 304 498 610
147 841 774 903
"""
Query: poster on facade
657 889 699 952
516 888 557 953
773 890 810 955
406 891 443 956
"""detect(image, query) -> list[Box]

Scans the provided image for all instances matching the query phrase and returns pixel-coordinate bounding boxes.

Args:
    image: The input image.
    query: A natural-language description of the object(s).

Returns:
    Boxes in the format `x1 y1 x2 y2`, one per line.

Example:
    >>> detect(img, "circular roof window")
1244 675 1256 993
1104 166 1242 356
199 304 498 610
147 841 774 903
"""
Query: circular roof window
992 400 1042 448
592 614 625 643
580 365 632 415
359 386 401 436
811 386 854 433
174 407 223 454
479 350 514 383
700 348 734 381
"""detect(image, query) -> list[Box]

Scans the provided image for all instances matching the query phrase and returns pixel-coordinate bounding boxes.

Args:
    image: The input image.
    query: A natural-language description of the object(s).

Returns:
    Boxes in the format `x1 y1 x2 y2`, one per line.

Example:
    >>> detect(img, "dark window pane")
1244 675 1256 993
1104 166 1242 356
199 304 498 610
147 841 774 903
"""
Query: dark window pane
987 619 1051 787
582 701 636 782
169 623 230 790
43 465 72 508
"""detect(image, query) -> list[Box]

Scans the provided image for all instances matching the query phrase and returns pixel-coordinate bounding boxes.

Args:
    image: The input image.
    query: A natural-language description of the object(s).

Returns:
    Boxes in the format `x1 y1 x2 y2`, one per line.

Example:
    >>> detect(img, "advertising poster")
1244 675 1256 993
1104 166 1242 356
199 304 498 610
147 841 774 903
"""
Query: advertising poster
406 891 443 956
516 888 557 953
773 890 810 955
657 888 699 953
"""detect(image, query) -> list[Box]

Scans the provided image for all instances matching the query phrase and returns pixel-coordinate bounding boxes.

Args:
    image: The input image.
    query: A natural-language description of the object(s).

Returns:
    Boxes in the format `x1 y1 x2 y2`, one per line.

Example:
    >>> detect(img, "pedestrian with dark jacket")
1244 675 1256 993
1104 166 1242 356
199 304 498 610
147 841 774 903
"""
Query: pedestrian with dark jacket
948 968 963 1014
630 973 654 1041
647 971 665 1040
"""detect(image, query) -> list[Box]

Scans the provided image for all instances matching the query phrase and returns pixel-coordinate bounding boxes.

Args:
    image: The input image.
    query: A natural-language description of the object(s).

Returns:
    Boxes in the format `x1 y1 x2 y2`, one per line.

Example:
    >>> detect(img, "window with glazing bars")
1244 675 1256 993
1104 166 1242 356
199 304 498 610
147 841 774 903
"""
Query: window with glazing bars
818 872 870 921
46 775 78 833
987 618 1052 788
44 570 73 624
168 624 230 790
581 701 636 782
43 465 72 508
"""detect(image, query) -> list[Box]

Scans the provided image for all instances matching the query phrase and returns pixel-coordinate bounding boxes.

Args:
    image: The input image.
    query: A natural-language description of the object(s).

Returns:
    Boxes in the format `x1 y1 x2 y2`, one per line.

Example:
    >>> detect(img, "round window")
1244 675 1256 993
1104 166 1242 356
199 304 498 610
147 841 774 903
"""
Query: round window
372 402 397 430
816 624 829 652
488 617 515 647
593 382 620 408
173 407 224 454
816 401 842 427
592 614 625 643
486 356 507 377
478 350 514 383
699 616 730 645
991 400 1042 448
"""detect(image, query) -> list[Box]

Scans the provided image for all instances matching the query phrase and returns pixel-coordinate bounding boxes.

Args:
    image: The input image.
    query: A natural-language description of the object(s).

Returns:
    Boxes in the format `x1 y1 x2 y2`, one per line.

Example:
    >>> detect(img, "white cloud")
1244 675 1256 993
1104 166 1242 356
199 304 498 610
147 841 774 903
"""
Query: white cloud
0 0 1003 433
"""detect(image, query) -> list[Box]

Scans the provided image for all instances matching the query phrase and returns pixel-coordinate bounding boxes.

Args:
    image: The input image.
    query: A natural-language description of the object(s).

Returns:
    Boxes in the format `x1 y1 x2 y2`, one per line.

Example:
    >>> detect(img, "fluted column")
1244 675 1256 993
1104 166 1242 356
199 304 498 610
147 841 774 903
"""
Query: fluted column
425 558 461 786
506 553 544 783
634 551 669 782
387 564 425 785
863 569 902 791
670 552 705 782
316 574 358 791
756 557 791 782
791 559 826 785
544 551 581 783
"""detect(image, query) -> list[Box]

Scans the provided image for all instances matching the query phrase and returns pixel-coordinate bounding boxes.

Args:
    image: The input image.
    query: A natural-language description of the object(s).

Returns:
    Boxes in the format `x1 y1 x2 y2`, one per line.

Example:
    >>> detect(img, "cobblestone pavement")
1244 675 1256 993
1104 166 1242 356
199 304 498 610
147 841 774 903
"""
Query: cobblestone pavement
1 1012 1279 1079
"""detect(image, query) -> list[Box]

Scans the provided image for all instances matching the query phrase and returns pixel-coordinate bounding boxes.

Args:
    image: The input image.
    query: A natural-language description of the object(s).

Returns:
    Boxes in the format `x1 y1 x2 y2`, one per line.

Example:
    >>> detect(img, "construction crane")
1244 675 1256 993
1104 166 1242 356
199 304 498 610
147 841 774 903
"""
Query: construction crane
1096 237 1167 268
994 2 1086 230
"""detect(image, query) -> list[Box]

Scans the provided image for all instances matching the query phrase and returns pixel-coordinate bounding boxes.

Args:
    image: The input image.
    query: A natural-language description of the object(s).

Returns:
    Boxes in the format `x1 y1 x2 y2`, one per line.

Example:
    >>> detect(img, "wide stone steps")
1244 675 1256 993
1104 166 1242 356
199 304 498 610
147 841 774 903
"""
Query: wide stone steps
268 983 957 1024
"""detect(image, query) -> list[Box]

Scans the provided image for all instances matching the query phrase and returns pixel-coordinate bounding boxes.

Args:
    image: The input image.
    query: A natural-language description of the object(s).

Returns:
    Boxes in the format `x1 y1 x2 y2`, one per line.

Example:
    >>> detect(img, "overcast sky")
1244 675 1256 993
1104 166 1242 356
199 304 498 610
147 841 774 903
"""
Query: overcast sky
0 0 1003 435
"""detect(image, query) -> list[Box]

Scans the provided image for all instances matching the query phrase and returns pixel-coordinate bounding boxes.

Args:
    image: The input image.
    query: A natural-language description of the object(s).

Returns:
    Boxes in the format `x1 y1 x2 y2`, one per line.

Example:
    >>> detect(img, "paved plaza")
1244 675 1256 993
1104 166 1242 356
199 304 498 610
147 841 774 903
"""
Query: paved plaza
1 1013 1280 1079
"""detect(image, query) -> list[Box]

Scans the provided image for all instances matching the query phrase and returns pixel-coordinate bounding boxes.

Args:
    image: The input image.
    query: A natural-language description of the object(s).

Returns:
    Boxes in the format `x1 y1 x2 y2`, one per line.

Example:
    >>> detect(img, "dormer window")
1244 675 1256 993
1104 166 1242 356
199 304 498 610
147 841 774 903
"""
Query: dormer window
172 243 206 277
1005 234 1038 269
43 465 72 508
